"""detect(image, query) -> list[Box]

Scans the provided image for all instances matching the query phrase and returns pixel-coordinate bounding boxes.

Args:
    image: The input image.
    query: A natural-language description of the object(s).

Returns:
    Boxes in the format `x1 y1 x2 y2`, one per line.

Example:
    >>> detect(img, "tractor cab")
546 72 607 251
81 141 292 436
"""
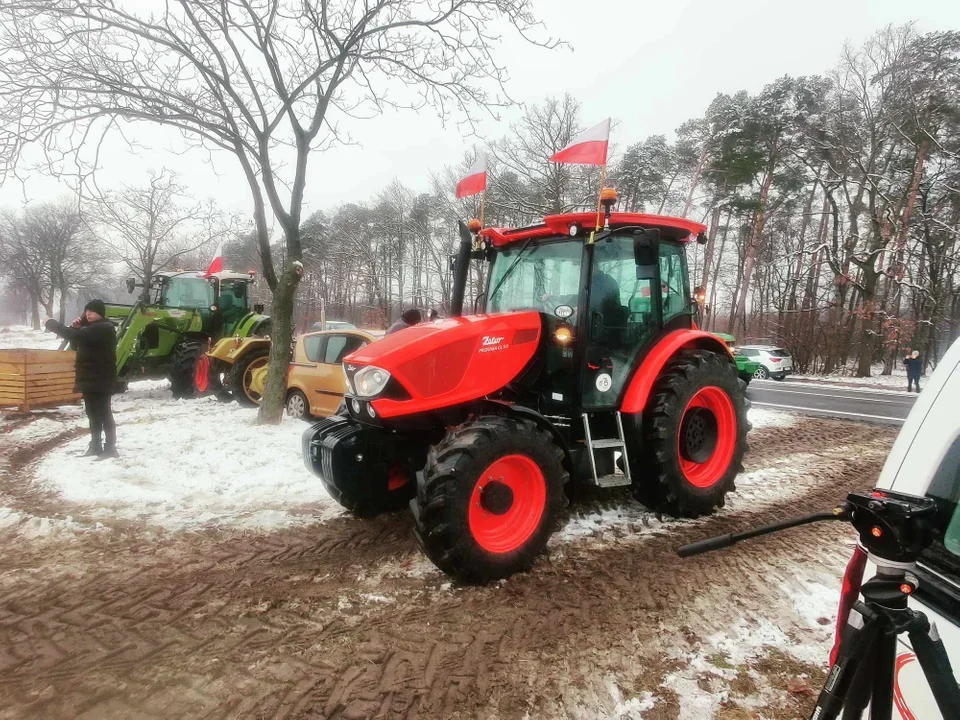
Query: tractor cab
479 213 699 416
303 198 749 584
110 269 269 397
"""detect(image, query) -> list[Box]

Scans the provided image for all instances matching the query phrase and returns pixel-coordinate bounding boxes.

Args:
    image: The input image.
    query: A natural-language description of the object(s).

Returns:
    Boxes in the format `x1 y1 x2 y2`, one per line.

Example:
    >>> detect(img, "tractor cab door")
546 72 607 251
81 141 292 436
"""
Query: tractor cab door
579 235 692 410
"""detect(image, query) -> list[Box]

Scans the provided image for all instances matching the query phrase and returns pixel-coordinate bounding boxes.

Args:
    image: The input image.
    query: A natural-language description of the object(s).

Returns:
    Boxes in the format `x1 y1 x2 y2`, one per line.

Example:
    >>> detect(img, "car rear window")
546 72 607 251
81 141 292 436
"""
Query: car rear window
769 349 791 357
303 335 324 363
324 335 366 364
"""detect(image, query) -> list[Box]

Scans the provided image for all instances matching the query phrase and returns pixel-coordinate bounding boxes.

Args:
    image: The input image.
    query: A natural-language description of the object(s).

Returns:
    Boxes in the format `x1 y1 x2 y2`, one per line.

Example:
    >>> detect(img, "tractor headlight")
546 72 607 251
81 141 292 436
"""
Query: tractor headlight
343 365 356 395
354 366 391 398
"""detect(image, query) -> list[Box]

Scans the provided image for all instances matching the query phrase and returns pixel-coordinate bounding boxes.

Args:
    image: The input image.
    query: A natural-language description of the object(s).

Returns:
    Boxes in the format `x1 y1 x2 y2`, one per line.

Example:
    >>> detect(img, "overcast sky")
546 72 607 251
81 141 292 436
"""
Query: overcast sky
2 0 959 221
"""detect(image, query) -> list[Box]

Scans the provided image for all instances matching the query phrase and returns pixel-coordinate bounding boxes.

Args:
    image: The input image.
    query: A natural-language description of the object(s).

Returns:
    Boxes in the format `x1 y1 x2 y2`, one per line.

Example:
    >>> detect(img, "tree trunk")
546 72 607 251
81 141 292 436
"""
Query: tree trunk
257 265 301 424
732 144 777 331
31 300 41 329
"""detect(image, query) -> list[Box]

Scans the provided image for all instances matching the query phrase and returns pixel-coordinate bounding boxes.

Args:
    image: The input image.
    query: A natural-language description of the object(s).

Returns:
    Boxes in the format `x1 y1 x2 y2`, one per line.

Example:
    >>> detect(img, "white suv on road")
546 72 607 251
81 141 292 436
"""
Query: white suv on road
737 345 793 380
850 336 960 718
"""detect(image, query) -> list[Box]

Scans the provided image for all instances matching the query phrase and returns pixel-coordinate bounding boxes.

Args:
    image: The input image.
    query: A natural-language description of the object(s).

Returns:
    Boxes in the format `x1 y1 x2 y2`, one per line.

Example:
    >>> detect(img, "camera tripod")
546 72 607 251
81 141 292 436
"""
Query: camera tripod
678 490 960 719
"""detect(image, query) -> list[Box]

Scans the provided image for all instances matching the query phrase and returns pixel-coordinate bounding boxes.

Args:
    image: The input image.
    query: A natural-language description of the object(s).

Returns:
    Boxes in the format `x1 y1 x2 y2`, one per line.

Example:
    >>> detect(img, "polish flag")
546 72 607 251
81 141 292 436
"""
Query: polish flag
203 242 224 278
455 155 487 199
549 118 611 166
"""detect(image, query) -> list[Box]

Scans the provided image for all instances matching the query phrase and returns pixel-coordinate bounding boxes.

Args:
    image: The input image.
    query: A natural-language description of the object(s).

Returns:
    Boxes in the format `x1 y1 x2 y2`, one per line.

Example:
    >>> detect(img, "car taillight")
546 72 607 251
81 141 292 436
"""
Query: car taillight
771 357 782 363
830 546 867 666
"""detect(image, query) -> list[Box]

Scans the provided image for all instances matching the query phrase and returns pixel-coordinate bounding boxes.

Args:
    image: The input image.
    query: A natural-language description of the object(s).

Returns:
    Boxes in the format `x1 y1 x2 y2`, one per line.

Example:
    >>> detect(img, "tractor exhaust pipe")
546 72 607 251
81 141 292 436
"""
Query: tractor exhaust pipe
450 219 473 317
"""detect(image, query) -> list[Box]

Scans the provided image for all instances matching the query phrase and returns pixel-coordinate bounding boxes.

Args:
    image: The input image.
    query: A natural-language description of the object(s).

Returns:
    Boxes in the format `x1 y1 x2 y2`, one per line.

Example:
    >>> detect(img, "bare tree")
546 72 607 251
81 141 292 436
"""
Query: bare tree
0 0 553 422
91 169 235 294
0 201 96 326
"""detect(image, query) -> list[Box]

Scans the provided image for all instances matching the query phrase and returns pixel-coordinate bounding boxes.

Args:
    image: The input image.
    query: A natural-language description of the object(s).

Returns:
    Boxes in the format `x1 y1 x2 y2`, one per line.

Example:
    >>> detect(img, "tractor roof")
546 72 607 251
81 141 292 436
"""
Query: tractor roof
155 270 255 282
480 212 707 247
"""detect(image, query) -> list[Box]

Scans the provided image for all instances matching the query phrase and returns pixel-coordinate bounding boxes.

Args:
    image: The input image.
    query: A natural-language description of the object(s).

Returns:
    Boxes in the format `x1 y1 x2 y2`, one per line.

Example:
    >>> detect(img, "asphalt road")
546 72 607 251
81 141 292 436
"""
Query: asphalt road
746 378 918 426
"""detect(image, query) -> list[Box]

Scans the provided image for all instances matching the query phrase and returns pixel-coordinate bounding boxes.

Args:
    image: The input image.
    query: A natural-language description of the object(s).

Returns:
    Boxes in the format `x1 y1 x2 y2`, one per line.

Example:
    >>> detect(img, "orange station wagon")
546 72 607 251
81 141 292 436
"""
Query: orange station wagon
286 329 377 419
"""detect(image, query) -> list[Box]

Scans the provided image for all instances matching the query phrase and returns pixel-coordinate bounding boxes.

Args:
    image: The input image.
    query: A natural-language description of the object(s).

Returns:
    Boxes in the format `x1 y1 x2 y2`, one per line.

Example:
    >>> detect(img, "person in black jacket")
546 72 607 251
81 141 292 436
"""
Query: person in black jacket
386 308 422 336
45 299 119 459
903 349 922 393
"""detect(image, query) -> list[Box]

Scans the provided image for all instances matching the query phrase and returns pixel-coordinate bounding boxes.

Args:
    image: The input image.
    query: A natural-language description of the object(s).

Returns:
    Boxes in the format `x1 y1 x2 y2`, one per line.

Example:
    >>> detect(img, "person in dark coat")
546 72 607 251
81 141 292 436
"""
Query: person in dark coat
903 350 922 393
386 308 422 336
45 299 119 458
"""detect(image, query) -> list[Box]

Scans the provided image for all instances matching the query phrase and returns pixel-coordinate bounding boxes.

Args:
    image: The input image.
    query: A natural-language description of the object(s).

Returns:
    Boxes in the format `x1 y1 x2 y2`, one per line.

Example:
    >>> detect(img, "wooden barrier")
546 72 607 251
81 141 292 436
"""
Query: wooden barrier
0 349 80 412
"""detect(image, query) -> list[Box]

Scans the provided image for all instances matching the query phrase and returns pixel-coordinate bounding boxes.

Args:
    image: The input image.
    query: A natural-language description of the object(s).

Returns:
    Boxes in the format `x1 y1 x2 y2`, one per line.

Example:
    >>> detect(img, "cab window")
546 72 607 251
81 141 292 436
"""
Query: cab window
161 277 214 309
324 335 366 364
659 242 690 321
922 435 960 582
303 335 325 363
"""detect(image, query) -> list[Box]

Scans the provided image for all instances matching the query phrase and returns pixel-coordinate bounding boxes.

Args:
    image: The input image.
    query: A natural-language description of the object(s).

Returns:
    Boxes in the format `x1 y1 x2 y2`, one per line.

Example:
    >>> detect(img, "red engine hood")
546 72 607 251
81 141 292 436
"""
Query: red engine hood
345 311 542 419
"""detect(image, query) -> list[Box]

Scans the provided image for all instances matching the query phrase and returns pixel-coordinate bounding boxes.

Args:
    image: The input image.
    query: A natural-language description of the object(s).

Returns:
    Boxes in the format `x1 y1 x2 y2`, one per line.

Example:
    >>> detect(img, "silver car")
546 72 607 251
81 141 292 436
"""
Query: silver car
737 345 793 380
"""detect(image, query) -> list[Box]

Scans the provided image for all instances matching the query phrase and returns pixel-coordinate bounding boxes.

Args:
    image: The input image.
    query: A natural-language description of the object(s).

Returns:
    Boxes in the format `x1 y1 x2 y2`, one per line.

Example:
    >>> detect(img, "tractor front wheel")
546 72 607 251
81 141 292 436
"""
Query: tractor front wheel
633 349 748 518
413 416 568 584
169 339 205 399
229 347 270 407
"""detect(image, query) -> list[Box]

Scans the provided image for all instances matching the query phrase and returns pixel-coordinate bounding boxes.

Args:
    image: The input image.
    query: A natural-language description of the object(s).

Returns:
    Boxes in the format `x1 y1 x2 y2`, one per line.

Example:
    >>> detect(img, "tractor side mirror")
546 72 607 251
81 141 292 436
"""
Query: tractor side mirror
634 229 660 280
125 277 136 294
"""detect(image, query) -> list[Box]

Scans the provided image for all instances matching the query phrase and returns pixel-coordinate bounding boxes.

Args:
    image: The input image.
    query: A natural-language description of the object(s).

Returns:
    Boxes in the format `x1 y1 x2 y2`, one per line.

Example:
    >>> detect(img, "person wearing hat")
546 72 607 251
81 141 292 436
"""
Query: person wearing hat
45 300 119 458
386 308 423 336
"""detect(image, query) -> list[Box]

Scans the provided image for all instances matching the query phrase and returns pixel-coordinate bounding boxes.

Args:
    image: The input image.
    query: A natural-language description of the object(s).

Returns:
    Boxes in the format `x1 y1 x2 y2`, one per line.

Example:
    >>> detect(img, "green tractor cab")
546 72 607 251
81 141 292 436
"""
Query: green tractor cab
108 270 270 397
713 333 761 385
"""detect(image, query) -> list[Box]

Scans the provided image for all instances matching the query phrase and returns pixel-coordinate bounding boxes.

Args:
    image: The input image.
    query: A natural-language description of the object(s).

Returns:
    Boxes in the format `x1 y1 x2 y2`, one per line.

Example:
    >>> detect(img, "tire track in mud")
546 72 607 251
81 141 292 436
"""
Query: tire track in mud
0 415 896 719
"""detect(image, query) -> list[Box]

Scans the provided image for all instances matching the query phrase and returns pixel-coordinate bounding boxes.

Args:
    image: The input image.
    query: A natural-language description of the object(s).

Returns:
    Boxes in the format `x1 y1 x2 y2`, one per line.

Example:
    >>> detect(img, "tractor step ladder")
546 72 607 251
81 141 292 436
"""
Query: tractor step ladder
582 412 632 488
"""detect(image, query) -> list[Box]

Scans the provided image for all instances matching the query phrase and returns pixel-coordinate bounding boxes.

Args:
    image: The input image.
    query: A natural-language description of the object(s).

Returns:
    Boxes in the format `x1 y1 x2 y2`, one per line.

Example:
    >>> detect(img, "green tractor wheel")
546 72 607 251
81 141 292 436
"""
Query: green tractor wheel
229 346 270 407
169 339 206 399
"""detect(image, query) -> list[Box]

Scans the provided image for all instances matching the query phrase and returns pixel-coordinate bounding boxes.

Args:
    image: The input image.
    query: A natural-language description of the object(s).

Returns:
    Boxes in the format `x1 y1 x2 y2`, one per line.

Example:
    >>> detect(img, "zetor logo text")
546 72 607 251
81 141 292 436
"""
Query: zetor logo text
479 335 508 353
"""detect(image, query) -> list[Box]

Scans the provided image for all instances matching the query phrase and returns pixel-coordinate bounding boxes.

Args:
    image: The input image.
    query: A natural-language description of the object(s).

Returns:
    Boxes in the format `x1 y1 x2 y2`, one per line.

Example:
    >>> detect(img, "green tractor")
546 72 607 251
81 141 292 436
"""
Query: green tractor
713 332 761 385
106 270 271 397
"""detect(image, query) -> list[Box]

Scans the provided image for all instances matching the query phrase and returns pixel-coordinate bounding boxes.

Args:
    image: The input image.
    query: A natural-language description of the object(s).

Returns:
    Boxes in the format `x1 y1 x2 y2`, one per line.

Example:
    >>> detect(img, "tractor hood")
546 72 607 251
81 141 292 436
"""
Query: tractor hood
344 311 542 419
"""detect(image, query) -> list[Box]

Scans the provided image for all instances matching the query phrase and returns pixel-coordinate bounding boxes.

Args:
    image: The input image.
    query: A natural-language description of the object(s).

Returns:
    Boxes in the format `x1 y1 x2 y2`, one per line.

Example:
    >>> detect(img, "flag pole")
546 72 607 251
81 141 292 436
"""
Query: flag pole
479 186 487 228
594 163 607 232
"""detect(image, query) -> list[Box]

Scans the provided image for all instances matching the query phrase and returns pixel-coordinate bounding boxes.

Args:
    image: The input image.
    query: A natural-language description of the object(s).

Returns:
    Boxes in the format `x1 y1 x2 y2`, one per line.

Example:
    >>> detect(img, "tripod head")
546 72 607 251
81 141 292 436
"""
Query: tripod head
678 489 937 563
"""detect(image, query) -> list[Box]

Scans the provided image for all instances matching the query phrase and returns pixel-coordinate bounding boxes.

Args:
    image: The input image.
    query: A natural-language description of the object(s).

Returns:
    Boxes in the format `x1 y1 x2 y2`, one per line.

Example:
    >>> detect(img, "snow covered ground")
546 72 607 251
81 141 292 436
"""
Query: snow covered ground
24 382 343 532
0 324 63 350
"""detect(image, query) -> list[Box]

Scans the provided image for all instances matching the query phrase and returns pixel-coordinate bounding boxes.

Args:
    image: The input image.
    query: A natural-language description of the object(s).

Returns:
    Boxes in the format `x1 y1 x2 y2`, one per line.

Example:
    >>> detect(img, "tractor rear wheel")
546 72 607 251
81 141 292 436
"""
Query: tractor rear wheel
229 346 270 407
632 349 748 518
169 339 205 399
413 416 568 584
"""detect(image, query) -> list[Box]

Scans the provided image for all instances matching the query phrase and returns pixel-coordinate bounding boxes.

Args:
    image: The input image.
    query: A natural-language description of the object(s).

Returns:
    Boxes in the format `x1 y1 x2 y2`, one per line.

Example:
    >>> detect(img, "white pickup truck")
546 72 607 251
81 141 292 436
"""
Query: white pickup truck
862 336 960 718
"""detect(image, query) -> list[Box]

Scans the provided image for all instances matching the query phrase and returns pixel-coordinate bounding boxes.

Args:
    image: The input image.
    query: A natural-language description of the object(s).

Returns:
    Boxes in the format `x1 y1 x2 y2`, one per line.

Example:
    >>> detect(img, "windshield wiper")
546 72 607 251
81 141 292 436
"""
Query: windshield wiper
486 236 536 306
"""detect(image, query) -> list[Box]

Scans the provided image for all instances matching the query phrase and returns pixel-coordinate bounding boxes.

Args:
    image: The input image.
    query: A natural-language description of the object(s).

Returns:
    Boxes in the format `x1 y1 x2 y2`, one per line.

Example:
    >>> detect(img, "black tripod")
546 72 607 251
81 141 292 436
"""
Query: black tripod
677 490 960 719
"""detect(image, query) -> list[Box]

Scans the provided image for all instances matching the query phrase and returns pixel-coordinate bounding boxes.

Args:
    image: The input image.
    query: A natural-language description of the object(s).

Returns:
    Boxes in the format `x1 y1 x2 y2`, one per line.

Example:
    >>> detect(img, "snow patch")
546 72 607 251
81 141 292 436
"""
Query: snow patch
34 392 343 531
0 325 63 351
748 406 797 429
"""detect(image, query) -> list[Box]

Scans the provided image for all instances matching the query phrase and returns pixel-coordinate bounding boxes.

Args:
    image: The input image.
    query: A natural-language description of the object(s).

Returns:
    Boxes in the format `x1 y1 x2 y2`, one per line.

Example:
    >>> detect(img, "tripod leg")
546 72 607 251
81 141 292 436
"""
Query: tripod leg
908 621 960 717
811 607 880 720
840 628 878 720
869 628 897 719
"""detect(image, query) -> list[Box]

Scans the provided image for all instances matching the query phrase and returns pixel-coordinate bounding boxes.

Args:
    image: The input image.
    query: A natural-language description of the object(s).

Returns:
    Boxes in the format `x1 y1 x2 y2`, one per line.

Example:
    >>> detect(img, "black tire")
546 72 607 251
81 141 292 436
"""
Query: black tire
412 416 568 584
630 349 748 518
229 346 270 407
286 389 310 420
753 365 770 380
169 338 205 399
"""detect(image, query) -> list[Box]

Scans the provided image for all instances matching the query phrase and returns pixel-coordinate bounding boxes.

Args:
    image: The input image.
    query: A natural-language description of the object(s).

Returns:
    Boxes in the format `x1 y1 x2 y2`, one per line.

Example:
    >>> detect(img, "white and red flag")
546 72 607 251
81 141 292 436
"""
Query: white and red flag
203 242 224 278
455 155 487 199
549 118 611 166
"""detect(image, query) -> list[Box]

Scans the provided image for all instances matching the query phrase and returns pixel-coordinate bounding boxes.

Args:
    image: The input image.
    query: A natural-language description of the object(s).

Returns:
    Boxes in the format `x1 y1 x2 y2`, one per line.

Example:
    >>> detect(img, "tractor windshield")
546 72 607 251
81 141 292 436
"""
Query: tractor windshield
487 239 582 314
161 276 215 310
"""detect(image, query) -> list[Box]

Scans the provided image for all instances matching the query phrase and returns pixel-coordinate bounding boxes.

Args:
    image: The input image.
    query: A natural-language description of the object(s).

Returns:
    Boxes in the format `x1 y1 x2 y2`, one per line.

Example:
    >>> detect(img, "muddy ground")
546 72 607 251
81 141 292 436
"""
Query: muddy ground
0 415 897 719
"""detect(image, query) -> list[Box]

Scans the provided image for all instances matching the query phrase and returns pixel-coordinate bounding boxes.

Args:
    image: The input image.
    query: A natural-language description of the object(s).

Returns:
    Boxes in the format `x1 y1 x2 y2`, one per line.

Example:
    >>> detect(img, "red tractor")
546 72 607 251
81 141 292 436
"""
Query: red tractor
303 198 750 583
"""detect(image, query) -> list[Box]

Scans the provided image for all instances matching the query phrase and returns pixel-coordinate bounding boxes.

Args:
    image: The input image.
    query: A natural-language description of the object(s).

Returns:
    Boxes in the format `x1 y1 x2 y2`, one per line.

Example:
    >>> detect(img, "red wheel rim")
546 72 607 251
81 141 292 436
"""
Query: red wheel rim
468 454 546 554
677 386 736 488
194 354 210 392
